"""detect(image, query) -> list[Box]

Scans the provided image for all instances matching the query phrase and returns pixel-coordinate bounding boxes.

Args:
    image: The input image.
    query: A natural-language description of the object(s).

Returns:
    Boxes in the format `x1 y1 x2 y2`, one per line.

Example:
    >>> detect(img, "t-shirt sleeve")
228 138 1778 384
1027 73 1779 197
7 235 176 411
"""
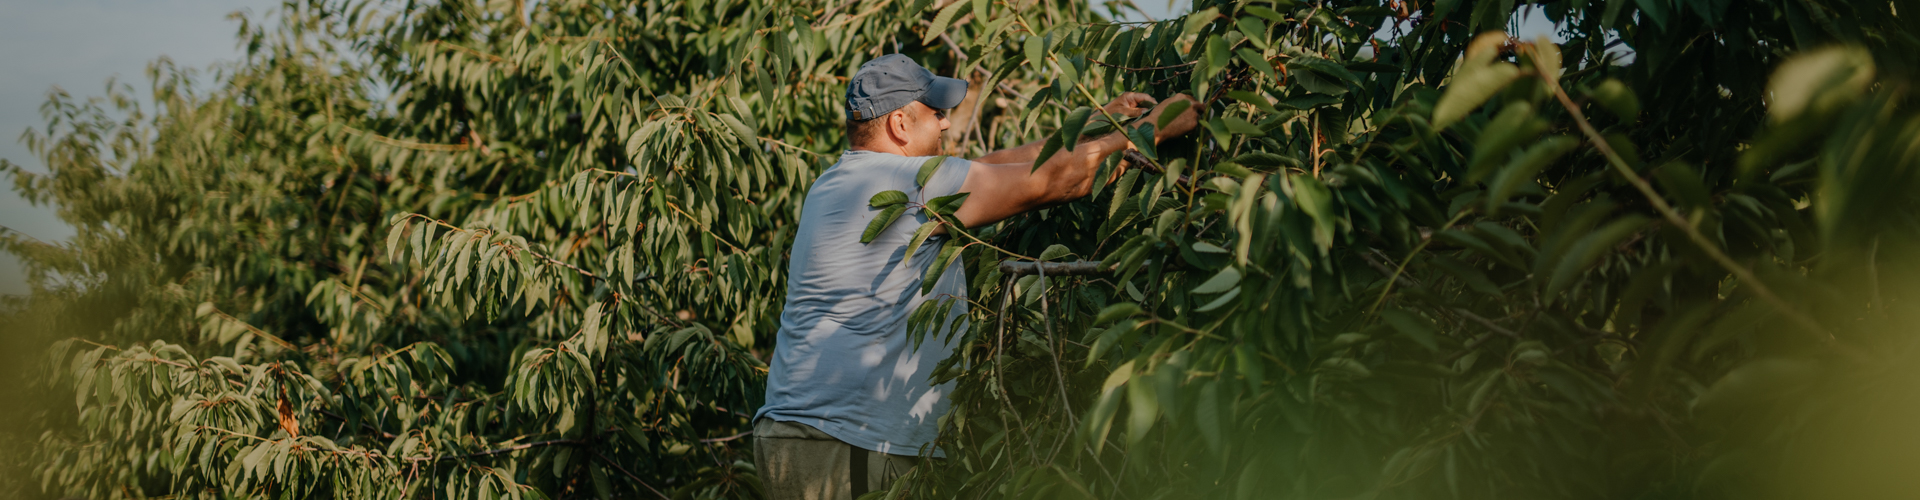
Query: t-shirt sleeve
920 156 972 198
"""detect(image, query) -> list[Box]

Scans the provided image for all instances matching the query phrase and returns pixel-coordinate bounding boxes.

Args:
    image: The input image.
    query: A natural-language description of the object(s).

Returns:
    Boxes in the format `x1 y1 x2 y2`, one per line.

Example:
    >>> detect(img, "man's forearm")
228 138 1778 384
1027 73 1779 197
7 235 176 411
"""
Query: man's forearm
1033 132 1132 206
974 130 1129 165
972 138 1048 164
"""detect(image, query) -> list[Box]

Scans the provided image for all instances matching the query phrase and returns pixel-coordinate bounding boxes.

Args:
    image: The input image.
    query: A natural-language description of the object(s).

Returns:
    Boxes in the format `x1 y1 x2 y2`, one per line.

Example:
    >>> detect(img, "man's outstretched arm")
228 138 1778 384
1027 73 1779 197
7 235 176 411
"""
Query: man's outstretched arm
945 94 1198 231
969 93 1160 165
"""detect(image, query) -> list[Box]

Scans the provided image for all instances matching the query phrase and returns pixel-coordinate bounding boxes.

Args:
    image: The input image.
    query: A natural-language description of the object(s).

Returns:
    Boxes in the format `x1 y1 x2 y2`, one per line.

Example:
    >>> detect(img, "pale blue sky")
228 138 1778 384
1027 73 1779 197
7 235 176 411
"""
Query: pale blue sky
0 0 268 294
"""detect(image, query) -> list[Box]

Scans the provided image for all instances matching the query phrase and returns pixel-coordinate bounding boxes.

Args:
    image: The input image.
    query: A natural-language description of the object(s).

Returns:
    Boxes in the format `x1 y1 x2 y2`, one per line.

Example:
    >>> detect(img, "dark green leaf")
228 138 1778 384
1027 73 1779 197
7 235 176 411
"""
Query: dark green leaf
917 156 947 186
1061 107 1093 151
860 205 907 243
869 189 909 208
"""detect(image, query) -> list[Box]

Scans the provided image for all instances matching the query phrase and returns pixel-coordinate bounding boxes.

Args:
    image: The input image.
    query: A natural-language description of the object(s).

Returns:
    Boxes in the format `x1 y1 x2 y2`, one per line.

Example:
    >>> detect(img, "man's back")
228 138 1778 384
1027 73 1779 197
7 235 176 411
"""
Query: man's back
755 150 970 456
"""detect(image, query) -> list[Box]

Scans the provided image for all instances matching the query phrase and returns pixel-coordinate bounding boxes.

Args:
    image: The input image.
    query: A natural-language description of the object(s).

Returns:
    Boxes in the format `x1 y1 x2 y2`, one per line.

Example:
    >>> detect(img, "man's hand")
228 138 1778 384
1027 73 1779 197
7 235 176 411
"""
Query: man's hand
1102 92 1158 119
1142 94 1200 141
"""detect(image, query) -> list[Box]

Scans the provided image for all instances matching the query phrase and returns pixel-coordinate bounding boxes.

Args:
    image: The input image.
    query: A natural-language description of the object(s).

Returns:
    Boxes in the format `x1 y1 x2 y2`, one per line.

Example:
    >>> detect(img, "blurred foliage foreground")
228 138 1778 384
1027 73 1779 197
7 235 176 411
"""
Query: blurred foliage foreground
4 0 1920 498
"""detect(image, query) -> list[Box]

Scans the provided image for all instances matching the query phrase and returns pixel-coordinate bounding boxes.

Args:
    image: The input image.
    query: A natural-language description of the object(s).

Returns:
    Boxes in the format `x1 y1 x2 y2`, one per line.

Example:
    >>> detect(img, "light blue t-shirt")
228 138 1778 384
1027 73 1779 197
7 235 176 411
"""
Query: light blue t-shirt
755 150 971 457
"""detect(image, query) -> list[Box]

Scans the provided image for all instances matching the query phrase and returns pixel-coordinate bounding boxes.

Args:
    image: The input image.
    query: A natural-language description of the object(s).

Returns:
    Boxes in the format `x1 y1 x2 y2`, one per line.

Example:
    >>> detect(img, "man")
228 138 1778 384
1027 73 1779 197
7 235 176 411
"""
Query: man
753 53 1198 499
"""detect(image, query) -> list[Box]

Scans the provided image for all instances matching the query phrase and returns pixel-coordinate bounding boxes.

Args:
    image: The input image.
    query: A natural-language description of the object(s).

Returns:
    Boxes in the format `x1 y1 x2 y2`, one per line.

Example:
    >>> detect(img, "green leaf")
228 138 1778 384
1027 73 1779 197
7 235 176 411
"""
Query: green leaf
917 155 947 186
1545 216 1652 297
1244 5 1286 23
860 205 907 243
1587 78 1641 121
1433 32 1521 131
1038 244 1072 261
1465 102 1546 183
1024 34 1047 71
583 302 605 356
1433 63 1519 131
1032 131 1064 172
1235 17 1269 50
591 464 613 500
717 113 759 149
1094 303 1141 324
922 0 970 45
1125 368 1159 444
1526 36 1561 78
924 192 970 214
666 324 707 353
1205 36 1230 79
1191 267 1242 294
1486 136 1578 214
921 240 962 294
1224 90 1278 114
1060 107 1093 151
1155 99 1191 131
1228 151 1297 168
1381 309 1440 351
385 219 410 261
1127 123 1158 161
755 65 777 100
1184 6 1220 37
904 221 939 258
869 190 909 208
1088 319 1138 367
1082 360 1133 452
1766 45 1875 123
1281 95 1342 110
1222 116 1264 137
1108 170 1140 217
1652 161 1712 211
1195 286 1240 312
1636 0 1671 29
1430 254 1504 297
1236 48 1277 82
1317 357 1373 378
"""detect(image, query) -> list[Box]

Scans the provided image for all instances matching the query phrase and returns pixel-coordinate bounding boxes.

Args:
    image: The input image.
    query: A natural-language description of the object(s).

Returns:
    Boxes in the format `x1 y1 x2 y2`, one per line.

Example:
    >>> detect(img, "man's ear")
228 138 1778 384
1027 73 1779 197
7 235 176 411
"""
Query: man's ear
887 109 912 145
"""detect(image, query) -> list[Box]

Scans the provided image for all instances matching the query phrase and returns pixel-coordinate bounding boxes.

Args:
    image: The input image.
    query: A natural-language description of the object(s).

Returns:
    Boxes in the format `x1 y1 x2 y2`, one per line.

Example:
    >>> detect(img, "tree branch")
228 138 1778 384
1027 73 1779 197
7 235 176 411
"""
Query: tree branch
1000 260 1111 276
1535 52 1865 361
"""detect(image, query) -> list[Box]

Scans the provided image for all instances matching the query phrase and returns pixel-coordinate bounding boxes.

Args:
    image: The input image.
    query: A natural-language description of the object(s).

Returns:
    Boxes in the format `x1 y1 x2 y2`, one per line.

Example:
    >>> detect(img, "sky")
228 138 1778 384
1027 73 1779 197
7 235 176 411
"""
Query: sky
0 0 267 295
0 0 1566 296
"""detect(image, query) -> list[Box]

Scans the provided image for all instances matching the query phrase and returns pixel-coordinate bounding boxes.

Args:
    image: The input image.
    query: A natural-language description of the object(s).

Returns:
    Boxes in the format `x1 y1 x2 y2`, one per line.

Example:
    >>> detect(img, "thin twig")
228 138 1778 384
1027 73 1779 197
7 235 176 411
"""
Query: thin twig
315 408 398 440
1368 211 1470 313
412 439 582 462
1000 260 1108 276
1035 265 1078 459
992 274 1038 456
588 448 673 499
699 430 752 443
1087 60 1198 72
1451 308 1519 339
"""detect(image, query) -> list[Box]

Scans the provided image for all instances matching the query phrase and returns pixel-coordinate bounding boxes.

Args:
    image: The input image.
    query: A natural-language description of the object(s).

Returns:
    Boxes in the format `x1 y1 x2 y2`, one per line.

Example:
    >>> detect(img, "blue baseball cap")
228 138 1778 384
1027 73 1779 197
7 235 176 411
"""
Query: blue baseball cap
845 54 969 121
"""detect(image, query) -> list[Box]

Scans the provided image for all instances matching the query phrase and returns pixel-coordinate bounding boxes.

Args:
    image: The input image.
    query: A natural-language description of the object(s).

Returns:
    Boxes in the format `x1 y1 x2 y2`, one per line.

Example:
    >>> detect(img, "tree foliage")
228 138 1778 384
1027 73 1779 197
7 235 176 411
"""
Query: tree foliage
5 0 1920 499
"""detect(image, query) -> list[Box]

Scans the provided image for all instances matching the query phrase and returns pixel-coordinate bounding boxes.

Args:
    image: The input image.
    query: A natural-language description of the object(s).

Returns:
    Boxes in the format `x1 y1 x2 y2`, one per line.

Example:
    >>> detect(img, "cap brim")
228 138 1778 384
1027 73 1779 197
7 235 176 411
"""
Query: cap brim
920 76 969 110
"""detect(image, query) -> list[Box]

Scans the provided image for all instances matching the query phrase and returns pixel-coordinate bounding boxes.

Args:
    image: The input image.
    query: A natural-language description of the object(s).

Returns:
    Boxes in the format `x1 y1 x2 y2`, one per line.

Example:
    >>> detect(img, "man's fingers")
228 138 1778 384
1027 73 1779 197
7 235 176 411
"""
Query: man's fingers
1108 92 1157 116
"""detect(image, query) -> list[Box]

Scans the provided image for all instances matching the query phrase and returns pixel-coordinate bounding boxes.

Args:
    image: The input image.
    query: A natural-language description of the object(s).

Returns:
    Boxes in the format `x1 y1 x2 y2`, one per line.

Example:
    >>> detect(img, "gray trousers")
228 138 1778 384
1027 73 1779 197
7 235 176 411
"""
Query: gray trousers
753 418 919 500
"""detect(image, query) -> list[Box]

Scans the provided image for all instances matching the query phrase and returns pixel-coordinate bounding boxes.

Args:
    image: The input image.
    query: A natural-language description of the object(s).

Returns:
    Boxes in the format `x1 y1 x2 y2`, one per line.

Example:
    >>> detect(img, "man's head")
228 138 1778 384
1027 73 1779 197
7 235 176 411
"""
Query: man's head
845 54 967 156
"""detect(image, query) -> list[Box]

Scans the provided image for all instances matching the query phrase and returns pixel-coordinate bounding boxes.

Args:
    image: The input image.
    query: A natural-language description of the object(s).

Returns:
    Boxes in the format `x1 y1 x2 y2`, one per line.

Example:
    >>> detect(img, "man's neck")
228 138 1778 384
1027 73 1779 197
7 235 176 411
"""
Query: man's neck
849 142 910 156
